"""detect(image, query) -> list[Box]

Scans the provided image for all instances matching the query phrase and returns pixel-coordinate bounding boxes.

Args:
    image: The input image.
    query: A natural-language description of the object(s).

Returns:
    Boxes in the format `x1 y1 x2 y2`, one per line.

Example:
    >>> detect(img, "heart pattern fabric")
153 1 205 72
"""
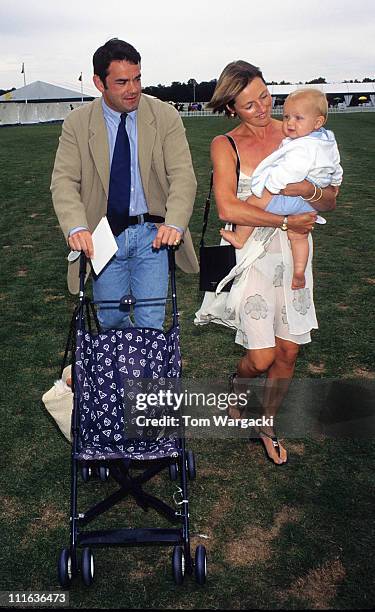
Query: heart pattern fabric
74 325 181 461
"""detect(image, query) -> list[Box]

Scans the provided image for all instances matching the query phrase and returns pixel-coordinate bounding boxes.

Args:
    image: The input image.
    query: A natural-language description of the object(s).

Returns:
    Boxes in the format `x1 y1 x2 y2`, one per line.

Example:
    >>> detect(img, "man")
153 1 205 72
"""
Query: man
51 38 198 330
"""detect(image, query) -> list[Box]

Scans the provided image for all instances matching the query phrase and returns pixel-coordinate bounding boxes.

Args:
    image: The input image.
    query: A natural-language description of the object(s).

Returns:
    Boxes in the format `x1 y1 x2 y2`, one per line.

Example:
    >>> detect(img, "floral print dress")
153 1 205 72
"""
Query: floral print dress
194 172 318 349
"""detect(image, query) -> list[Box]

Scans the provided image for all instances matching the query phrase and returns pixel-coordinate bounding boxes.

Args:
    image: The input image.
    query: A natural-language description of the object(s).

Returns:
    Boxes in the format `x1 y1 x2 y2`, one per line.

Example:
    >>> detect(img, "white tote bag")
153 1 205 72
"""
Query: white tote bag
42 365 72 442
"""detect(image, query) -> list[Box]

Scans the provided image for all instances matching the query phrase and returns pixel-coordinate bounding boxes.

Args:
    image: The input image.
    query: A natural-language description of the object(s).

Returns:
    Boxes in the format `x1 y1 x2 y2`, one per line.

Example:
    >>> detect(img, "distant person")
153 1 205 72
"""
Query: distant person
221 89 343 289
51 38 198 330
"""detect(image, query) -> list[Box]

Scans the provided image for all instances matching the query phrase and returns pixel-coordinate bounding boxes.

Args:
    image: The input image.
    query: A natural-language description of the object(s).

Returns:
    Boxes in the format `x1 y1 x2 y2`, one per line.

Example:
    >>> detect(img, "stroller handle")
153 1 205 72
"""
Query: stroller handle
77 246 178 293
77 247 179 327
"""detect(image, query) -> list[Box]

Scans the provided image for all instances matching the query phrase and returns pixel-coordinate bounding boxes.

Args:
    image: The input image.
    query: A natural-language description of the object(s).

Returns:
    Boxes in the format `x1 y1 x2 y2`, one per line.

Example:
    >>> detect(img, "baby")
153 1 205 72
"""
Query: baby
221 88 343 289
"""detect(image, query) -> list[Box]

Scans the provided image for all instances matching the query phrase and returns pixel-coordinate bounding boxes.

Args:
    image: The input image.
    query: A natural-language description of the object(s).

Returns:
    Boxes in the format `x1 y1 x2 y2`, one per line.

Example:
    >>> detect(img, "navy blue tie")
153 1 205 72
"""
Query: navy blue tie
107 113 131 236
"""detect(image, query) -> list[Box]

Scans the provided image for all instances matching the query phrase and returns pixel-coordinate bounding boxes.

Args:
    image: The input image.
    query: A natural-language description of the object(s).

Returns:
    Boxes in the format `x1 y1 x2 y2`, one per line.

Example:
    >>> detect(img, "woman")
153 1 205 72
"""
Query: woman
195 61 337 464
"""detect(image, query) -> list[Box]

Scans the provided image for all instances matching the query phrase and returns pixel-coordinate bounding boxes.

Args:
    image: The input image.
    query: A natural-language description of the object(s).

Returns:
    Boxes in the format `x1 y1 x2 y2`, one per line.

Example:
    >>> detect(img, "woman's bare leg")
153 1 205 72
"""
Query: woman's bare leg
260 338 300 463
228 347 275 418
233 339 298 464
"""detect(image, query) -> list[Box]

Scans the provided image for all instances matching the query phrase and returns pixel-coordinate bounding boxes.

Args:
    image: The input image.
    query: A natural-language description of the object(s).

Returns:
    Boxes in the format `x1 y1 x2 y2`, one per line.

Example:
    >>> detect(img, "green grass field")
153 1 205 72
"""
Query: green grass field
0 113 374 609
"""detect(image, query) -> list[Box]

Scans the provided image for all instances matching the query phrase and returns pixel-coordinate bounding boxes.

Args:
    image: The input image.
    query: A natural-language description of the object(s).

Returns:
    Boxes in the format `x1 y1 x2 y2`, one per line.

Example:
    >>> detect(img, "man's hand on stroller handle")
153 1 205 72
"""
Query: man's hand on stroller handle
68 229 94 259
152 224 182 249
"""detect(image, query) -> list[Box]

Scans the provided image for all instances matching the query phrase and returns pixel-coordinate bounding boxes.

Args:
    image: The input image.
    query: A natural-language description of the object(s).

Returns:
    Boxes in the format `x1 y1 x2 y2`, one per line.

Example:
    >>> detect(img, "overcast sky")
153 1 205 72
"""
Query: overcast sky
0 0 374 95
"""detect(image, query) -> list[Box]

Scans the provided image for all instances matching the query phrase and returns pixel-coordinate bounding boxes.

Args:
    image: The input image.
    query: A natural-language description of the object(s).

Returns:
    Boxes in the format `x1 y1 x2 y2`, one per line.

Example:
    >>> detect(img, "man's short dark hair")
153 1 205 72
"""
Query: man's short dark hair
93 38 141 86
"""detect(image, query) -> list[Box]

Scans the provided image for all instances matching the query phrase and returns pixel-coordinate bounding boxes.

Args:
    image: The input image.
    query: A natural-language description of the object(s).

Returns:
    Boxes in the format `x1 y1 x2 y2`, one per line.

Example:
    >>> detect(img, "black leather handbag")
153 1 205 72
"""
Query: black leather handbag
199 136 239 292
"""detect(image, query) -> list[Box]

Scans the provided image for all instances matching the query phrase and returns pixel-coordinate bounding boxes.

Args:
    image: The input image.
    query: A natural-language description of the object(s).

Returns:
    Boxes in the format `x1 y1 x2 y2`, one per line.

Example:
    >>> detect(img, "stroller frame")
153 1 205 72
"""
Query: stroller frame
57 250 207 588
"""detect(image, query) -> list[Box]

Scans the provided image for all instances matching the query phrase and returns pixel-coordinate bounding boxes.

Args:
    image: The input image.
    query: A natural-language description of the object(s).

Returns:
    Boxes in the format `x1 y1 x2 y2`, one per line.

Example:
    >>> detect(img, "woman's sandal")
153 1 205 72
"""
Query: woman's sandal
227 372 246 419
253 426 288 466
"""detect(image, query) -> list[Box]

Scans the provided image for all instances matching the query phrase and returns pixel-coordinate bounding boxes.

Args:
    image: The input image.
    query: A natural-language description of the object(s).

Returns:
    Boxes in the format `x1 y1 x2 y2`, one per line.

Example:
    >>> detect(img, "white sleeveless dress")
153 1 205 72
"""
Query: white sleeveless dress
194 171 318 350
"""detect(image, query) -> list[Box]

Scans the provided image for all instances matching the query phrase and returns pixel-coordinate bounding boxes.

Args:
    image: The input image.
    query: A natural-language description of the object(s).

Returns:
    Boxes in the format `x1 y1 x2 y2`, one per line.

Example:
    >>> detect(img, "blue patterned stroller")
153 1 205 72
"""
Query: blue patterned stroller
57 250 207 588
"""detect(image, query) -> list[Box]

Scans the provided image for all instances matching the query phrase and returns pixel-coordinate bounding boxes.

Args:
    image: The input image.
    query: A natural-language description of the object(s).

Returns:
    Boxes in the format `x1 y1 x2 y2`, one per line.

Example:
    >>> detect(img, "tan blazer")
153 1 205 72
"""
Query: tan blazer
51 95 199 294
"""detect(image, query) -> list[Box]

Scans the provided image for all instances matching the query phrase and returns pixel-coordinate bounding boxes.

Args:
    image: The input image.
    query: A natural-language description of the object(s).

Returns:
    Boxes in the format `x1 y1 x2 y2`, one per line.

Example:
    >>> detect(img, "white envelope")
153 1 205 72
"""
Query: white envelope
91 217 118 275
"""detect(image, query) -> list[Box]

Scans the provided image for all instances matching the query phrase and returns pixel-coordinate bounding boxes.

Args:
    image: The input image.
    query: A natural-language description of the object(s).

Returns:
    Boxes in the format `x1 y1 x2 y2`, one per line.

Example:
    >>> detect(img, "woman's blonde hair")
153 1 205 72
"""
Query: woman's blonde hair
286 88 328 119
207 60 265 116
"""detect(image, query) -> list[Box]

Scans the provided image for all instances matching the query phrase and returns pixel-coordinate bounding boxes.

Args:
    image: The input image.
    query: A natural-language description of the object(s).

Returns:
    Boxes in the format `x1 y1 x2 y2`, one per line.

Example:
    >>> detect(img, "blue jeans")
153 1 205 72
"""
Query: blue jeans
92 222 169 330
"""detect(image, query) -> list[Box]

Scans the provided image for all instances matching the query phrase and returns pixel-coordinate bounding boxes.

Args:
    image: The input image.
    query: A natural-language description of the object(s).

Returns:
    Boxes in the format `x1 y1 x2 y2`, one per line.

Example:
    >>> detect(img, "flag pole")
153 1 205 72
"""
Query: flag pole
79 72 83 104
21 62 27 104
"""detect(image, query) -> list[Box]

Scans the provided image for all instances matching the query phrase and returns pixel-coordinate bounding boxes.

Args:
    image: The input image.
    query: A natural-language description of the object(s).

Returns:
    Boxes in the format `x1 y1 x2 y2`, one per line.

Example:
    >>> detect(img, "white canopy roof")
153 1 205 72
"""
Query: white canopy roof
0 80 94 102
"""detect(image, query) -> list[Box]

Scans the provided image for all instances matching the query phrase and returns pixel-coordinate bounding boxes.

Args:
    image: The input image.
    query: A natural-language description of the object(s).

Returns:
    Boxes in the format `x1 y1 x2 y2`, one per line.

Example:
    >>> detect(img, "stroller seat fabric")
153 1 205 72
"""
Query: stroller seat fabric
75 325 181 461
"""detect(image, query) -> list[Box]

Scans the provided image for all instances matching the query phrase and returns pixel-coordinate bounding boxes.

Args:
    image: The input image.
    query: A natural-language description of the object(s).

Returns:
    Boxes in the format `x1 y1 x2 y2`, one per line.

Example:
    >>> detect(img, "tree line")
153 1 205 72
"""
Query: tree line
1 76 374 102
0 87 16 96
144 76 374 102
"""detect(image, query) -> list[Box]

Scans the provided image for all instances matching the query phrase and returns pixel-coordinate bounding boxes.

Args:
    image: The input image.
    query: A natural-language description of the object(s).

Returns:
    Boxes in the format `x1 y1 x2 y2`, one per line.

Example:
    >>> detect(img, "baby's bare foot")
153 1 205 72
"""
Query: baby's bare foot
220 228 245 249
292 273 306 290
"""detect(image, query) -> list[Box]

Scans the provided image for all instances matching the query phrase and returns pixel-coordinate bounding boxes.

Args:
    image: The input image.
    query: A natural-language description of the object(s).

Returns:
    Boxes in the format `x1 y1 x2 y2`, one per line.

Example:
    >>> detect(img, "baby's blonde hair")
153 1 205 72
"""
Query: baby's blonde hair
285 88 328 119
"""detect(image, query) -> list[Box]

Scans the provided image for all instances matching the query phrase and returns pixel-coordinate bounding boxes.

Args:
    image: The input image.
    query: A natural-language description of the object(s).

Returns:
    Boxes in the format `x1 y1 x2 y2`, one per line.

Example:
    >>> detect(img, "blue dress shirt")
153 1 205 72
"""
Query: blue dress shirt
69 97 183 236
102 98 148 216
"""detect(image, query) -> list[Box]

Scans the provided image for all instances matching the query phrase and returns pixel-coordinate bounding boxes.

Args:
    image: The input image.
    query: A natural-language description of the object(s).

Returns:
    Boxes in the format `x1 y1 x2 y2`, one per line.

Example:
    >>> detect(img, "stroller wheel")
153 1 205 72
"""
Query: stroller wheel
58 548 73 588
186 450 196 480
81 465 92 482
81 547 95 586
194 545 207 585
168 462 178 481
172 545 185 585
98 466 110 481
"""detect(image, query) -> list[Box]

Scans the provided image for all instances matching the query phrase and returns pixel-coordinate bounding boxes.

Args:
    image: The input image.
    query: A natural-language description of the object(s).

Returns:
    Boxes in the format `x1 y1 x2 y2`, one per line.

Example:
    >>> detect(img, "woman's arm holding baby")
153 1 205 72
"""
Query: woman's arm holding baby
281 180 338 212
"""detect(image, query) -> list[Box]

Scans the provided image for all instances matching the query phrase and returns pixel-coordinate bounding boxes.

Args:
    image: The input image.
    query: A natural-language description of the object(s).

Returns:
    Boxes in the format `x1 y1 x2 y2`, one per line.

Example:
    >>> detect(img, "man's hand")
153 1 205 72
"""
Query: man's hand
287 212 317 234
68 229 94 258
152 225 182 249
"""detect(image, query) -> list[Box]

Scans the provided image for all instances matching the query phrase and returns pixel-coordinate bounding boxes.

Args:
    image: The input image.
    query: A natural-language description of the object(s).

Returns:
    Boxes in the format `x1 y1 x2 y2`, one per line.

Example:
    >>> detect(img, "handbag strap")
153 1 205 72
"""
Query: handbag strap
200 135 240 247
226 135 241 180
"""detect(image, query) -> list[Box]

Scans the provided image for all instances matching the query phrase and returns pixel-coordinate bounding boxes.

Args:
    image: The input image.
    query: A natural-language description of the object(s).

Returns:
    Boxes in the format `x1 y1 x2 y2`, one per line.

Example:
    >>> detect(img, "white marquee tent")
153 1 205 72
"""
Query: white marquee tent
0 81 95 126
0 80 94 103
